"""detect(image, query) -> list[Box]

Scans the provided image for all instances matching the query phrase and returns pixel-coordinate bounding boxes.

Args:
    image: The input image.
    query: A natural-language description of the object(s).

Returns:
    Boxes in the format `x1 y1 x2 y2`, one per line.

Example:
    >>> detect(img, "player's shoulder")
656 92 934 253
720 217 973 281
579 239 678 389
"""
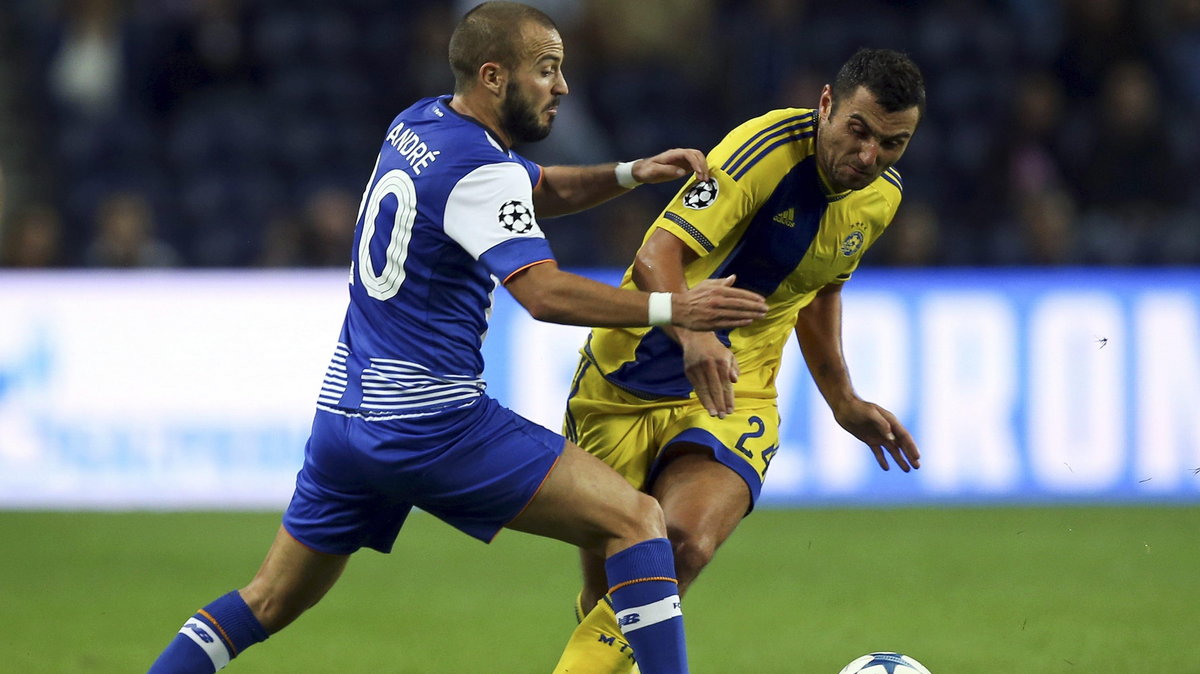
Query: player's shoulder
384 96 535 187
728 107 817 137
713 108 817 183
394 96 513 159
848 167 904 222
867 166 904 206
716 107 816 153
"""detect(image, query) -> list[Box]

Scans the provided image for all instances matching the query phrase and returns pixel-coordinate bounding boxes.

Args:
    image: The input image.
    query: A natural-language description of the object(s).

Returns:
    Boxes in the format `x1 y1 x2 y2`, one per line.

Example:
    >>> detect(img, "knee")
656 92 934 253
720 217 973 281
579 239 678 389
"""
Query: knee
598 492 667 556
625 492 668 541
668 526 719 584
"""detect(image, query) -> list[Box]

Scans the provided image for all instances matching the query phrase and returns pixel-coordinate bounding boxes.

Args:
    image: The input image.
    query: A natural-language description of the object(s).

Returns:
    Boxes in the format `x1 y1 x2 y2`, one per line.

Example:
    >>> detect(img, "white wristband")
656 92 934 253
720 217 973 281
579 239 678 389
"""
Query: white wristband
648 292 673 326
615 161 641 189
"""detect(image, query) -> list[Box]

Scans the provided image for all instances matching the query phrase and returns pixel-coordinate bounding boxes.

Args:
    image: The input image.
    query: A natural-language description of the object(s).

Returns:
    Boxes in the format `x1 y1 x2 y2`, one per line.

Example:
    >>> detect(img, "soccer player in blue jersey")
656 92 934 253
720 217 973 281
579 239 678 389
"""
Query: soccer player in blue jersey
552 49 927 673
147 4 768 673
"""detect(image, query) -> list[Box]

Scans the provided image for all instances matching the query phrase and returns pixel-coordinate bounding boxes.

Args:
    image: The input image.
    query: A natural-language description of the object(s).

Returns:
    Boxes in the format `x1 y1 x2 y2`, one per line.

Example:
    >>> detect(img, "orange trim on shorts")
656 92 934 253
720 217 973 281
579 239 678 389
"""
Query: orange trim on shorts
197 608 238 657
491 449 564 543
608 576 678 594
502 258 553 285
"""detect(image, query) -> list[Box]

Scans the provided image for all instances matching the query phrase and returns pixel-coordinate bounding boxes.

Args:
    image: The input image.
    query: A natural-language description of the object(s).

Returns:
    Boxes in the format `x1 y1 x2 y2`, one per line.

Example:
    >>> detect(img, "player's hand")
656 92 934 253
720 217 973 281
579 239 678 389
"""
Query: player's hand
632 149 711 184
832 399 921 472
681 332 739 418
672 275 767 331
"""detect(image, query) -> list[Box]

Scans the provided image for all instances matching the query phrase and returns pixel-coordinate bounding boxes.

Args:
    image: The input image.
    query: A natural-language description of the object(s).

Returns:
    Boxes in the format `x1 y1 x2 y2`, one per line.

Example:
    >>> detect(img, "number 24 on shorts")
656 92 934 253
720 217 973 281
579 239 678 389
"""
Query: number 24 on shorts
734 415 778 476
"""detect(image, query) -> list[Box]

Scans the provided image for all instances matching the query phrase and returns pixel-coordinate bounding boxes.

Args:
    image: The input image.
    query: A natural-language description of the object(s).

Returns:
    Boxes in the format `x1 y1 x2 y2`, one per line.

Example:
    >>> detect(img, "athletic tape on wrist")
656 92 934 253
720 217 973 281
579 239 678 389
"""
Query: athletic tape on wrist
648 292 673 326
615 161 641 189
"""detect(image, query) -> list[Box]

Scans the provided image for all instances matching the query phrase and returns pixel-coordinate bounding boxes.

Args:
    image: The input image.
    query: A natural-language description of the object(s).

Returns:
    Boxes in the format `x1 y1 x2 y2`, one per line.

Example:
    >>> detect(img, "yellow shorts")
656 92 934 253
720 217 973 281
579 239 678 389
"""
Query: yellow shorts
564 356 780 506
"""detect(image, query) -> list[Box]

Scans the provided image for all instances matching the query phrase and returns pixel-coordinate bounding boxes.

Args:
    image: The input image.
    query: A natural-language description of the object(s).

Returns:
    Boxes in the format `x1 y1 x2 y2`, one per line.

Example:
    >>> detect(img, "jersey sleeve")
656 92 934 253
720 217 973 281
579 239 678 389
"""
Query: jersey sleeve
650 111 813 258
443 161 554 282
512 153 543 188
652 164 754 258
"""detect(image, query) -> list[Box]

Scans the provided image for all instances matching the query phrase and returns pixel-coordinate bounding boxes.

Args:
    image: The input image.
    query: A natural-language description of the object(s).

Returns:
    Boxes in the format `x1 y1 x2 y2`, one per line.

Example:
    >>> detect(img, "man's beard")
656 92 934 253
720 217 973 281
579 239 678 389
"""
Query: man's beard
500 82 553 145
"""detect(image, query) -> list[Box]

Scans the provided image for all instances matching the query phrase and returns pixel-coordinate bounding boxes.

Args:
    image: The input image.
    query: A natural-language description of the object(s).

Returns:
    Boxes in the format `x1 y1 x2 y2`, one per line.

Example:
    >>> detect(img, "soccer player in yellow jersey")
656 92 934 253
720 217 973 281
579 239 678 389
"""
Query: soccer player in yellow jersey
552 48 926 673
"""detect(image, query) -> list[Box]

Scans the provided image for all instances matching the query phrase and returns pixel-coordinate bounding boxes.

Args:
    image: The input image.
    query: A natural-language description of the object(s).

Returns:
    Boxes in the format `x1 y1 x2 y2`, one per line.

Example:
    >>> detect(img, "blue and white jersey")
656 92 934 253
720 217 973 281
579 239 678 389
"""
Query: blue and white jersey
317 95 553 418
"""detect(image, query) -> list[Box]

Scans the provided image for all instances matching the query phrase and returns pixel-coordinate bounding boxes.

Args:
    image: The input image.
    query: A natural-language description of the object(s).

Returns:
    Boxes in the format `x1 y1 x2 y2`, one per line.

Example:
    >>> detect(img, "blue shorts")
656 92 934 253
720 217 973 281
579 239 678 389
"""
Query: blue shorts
282 395 565 554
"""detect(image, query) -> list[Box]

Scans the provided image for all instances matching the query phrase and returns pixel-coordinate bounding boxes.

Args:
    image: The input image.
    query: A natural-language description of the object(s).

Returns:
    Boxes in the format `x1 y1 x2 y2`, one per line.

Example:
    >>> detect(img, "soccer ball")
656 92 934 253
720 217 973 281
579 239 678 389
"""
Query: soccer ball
838 651 931 674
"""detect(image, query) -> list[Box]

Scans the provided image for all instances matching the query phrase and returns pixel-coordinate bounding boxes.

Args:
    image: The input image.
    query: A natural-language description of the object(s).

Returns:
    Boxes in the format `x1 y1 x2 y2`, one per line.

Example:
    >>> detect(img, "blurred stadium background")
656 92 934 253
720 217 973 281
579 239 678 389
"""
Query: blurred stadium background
1 0 1199 672
2 0 1200 267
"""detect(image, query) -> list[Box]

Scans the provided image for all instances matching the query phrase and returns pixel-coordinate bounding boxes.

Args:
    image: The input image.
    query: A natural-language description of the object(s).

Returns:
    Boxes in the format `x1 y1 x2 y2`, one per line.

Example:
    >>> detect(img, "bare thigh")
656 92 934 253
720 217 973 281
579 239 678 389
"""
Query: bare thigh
507 440 665 559
652 449 749 587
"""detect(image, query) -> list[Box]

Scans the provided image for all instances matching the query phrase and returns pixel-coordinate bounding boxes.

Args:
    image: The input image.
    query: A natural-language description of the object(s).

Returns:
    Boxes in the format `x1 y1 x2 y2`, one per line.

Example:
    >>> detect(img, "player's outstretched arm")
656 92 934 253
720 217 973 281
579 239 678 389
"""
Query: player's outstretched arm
504 260 766 330
794 283 921 472
533 149 710 218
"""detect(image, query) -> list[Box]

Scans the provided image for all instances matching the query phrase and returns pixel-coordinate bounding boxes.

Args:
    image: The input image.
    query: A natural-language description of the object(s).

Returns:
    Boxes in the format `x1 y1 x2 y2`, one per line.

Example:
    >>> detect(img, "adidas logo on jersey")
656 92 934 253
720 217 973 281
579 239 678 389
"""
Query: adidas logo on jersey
773 208 795 227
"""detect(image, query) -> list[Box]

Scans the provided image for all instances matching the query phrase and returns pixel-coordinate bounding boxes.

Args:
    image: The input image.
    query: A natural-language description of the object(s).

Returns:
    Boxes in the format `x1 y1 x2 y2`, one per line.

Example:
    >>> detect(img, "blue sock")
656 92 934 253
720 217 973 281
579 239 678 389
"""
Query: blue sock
148 591 268 673
605 538 688 674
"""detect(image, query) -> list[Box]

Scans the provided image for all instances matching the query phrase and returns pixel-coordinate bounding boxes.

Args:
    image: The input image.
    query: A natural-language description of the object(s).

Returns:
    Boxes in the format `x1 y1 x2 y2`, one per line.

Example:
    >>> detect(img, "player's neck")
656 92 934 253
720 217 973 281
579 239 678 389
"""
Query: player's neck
448 93 512 147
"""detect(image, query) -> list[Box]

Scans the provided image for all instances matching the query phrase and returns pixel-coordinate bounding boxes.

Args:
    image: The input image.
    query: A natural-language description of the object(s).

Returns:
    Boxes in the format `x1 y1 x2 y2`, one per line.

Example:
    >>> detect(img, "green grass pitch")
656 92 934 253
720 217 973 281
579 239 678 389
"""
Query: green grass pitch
3 506 1197 672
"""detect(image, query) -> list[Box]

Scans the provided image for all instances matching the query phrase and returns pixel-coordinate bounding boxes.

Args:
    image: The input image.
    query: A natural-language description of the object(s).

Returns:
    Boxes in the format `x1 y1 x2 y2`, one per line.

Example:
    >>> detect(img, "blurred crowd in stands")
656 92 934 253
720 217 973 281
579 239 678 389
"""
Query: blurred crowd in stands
1 0 1198 269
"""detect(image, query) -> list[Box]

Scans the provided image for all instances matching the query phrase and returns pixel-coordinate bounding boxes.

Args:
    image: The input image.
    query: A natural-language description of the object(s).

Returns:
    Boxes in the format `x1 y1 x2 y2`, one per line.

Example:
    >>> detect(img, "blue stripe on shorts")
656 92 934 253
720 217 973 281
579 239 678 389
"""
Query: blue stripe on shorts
653 428 764 508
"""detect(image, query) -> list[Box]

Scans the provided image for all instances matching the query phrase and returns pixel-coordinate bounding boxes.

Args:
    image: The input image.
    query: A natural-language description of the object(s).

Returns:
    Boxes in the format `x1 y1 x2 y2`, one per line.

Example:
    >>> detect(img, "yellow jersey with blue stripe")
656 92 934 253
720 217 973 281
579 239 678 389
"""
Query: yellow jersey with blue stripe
584 107 903 400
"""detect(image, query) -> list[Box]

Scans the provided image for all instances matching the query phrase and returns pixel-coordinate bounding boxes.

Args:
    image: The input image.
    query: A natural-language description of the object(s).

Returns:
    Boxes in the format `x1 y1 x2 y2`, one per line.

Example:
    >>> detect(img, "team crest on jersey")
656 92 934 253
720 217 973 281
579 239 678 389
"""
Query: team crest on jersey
682 178 718 210
498 200 534 233
840 229 865 256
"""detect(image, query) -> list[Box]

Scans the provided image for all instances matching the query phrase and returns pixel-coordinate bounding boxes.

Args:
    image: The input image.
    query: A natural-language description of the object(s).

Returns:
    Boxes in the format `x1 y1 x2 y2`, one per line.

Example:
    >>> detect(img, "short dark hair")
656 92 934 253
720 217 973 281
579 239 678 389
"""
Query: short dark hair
832 48 926 119
448 2 558 93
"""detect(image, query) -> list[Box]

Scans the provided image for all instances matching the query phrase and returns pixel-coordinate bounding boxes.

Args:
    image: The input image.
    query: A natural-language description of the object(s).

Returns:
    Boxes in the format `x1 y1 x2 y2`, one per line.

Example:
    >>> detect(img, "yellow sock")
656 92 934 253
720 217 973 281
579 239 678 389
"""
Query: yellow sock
552 595 638 674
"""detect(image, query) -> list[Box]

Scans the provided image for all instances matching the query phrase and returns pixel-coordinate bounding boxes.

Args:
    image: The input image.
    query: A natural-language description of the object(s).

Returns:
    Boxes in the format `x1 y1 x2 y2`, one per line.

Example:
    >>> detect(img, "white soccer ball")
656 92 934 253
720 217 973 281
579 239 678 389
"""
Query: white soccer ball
838 651 931 674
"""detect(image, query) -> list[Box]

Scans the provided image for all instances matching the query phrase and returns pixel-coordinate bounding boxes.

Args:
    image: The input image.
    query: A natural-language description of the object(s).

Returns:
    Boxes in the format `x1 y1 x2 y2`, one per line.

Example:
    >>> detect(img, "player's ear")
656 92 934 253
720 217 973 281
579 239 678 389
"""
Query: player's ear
479 62 507 97
819 84 833 123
